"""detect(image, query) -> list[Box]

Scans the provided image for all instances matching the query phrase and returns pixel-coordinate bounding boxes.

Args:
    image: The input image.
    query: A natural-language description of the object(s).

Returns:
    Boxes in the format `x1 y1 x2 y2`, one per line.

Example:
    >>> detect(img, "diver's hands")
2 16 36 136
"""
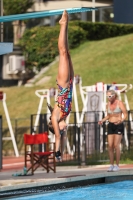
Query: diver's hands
98 121 103 125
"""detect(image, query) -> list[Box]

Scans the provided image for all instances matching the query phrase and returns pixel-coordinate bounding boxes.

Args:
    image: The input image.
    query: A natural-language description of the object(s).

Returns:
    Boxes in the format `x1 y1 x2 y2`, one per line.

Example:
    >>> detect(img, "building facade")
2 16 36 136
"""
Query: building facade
114 0 133 24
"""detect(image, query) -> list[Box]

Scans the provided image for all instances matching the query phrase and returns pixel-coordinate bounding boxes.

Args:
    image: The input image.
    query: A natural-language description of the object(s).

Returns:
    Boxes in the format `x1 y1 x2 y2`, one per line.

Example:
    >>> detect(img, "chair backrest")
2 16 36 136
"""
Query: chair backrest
24 132 48 145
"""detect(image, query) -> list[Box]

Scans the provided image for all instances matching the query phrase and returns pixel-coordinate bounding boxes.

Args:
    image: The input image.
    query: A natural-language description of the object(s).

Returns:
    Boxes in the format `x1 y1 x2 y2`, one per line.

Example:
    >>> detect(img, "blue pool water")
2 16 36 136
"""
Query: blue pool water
10 180 133 200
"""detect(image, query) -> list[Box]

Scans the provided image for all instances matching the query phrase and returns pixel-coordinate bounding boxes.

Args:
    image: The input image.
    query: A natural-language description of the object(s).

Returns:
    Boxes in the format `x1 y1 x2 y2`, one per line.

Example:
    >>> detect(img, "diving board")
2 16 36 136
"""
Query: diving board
0 7 96 23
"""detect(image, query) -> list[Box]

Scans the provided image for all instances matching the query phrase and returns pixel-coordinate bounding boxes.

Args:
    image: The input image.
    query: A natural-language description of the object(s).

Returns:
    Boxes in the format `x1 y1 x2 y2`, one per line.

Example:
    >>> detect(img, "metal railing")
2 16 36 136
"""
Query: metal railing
1 111 133 165
30 111 133 165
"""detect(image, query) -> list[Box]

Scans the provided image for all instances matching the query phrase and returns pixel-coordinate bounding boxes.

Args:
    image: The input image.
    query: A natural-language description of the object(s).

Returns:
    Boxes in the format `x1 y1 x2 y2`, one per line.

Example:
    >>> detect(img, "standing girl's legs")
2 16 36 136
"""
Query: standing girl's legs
57 10 70 88
114 134 122 166
108 135 115 166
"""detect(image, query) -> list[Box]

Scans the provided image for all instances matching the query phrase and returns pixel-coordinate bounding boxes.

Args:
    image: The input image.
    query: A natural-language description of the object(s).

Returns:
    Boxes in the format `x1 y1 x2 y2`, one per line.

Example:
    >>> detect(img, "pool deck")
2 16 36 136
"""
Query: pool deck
0 156 133 198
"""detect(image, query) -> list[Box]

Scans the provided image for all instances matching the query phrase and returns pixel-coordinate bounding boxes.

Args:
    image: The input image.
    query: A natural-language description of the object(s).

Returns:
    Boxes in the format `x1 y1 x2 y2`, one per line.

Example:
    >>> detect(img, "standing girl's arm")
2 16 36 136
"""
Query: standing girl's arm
98 104 109 125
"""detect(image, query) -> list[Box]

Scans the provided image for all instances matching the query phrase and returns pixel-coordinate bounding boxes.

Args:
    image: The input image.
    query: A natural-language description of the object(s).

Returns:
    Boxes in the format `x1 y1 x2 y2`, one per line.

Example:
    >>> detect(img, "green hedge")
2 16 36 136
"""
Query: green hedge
19 25 86 70
70 21 133 40
20 21 133 70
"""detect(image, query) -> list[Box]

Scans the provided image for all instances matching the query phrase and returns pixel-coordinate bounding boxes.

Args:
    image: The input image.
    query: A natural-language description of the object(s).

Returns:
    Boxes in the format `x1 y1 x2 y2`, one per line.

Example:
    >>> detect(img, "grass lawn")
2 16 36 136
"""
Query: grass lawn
1 33 133 156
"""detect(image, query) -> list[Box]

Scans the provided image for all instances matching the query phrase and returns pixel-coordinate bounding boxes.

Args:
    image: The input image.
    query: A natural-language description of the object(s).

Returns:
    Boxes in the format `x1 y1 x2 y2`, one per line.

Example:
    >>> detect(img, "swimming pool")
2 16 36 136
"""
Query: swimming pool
9 180 133 200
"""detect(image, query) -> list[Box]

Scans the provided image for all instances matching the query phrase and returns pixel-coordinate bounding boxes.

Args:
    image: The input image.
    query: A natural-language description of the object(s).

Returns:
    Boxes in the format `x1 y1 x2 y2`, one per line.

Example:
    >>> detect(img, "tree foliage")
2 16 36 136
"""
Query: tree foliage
3 0 34 15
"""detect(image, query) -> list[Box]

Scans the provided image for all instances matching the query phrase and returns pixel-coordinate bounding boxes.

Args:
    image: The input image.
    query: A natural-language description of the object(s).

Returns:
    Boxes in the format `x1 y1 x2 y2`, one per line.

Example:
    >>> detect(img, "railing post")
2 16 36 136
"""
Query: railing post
81 123 86 166
30 114 33 134
128 111 131 151
14 118 18 142
77 126 80 166
39 114 43 133
43 114 48 132
74 112 77 160
102 112 106 151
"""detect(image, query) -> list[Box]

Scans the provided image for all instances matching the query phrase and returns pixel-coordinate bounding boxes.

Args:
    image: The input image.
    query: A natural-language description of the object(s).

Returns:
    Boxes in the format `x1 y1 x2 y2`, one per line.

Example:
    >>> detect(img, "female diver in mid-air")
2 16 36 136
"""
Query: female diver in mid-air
47 10 74 162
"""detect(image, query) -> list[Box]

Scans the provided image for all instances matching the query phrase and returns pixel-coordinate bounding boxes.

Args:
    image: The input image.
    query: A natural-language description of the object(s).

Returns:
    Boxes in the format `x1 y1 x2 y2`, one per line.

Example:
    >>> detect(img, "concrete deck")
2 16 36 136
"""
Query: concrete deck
0 156 133 199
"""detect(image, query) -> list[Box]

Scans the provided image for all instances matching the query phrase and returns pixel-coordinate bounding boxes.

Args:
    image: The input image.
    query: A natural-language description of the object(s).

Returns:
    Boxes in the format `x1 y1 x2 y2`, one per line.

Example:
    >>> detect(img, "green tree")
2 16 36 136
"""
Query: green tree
3 0 34 15
3 0 34 44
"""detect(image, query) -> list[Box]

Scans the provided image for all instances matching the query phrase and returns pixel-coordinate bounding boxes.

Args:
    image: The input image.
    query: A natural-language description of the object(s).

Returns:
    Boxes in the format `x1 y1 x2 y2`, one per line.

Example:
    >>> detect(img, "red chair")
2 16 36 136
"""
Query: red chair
24 132 56 175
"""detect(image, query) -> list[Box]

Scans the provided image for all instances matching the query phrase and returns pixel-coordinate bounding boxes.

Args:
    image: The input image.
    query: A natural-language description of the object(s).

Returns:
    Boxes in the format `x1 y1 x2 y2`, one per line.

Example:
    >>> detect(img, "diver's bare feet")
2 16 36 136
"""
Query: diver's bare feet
59 10 68 25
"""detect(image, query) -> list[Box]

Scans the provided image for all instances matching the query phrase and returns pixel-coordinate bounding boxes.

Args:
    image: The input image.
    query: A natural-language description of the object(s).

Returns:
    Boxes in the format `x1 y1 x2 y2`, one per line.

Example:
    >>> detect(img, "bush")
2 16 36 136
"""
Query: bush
70 21 133 40
68 25 87 48
19 25 87 70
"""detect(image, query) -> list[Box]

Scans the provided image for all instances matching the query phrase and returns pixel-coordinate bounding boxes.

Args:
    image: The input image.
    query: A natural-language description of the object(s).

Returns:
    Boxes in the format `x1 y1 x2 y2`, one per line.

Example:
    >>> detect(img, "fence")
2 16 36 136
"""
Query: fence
2 111 133 165
30 111 133 165
2 117 30 156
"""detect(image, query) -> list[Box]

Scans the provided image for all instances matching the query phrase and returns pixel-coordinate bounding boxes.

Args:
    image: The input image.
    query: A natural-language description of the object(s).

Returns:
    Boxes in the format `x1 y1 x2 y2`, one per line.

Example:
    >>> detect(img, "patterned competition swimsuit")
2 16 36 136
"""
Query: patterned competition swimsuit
56 78 73 120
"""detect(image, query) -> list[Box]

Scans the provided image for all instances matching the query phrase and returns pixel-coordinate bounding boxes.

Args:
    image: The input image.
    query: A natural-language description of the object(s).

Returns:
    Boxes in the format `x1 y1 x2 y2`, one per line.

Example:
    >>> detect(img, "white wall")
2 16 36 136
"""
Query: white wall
29 0 111 12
